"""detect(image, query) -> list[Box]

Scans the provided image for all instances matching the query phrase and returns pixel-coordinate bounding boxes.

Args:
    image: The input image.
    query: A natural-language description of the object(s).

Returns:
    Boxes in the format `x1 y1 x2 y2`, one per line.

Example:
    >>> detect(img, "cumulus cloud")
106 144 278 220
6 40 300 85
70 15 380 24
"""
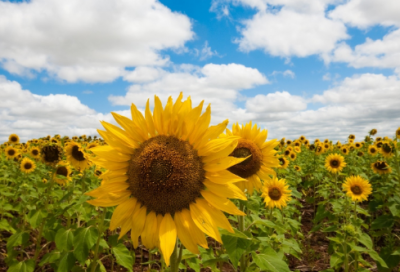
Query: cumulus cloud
0 0 194 83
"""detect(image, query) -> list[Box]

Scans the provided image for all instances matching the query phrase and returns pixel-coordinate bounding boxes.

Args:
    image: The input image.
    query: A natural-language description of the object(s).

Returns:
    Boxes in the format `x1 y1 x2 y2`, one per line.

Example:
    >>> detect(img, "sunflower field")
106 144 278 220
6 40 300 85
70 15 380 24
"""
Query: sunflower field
1 94 400 272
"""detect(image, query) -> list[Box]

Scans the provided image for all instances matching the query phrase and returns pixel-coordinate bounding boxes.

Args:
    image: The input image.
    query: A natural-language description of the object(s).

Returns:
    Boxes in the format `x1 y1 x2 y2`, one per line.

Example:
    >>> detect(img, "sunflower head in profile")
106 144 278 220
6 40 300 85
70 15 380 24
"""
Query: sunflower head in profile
29 147 41 159
380 142 393 158
225 122 279 195
261 177 291 209
354 142 362 149
86 93 249 265
348 134 355 140
294 146 301 153
371 161 392 174
289 152 297 161
357 151 364 157
396 127 400 139
309 144 315 151
369 129 377 136
376 141 383 149
50 138 60 145
278 156 289 169
315 144 325 155
294 165 301 172
342 175 372 202
368 145 378 156
20 157 36 174
325 153 346 174
304 139 309 146
5 146 18 160
364 136 372 143
8 134 20 144
53 162 72 185
65 142 91 171
41 144 63 165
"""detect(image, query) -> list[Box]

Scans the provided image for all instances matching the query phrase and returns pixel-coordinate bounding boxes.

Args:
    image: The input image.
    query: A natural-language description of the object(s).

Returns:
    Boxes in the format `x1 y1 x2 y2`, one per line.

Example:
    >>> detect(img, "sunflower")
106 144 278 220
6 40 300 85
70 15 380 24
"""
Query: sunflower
53 162 72 185
354 142 362 149
289 152 297 161
293 141 301 147
325 153 346 174
50 138 60 145
323 143 330 150
323 139 329 144
41 144 63 165
342 176 372 202
315 144 325 155
86 142 99 150
20 157 36 174
283 149 291 157
294 165 301 172
375 137 382 142
65 142 91 171
371 161 392 174
369 129 377 136
368 145 378 156
278 156 290 169
396 127 400 139
5 146 18 160
314 139 320 144
9 133 20 144
380 142 393 158
348 134 355 140
286 140 292 145
299 136 306 142
29 147 41 159
304 139 309 146
86 94 248 265
294 146 301 153
224 122 279 195
364 136 372 142
94 166 104 177
309 144 315 151
261 177 291 209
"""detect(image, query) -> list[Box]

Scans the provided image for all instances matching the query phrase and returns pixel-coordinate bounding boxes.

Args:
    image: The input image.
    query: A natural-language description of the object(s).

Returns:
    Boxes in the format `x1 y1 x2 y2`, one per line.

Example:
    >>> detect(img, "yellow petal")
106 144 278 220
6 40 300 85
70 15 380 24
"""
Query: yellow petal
201 138 238 163
111 112 145 143
188 104 211 145
201 199 234 233
99 169 127 181
91 158 129 171
204 156 249 172
153 96 164 135
174 211 200 254
201 190 245 216
190 199 222 243
131 205 147 248
203 179 246 200
159 213 177 266
141 211 157 249
91 145 131 157
205 170 246 184
85 181 129 198
86 190 130 207
101 121 138 149
145 99 156 137
97 130 135 154
179 209 208 249
110 198 137 231
195 120 229 150
198 136 238 157
182 101 204 140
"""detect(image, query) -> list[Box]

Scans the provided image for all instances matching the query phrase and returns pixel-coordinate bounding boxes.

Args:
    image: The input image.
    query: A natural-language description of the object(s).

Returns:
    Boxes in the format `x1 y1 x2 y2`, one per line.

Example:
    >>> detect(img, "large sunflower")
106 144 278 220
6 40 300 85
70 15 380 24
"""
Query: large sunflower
261 177 291 209
8 133 20 144
65 142 91 171
325 153 346 174
223 122 279 195
5 146 18 160
371 161 392 174
20 157 36 174
53 162 72 185
342 176 372 202
86 94 247 265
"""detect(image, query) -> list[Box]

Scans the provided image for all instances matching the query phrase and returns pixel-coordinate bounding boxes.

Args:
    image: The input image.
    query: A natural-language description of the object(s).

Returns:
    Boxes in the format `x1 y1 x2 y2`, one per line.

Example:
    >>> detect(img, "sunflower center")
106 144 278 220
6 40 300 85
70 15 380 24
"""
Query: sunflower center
72 146 85 161
7 149 15 156
56 166 68 177
42 146 61 163
24 162 32 170
382 144 392 153
279 157 285 165
32 149 39 156
377 142 383 148
228 139 262 178
284 150 290 156
330 160 339 168
370 148 376 153
10 136 18 142
375 161 388 170
269 188 282 201
128 135 205 215
351 185 362 195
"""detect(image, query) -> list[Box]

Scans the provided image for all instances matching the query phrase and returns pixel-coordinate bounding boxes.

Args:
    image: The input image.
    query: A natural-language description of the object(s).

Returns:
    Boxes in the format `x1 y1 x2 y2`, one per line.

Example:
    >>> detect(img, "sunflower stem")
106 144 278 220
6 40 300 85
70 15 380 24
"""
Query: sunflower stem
393 139 400 186
238 201 247 272
170 239 180 272
91 208 106 272
353 201 359 271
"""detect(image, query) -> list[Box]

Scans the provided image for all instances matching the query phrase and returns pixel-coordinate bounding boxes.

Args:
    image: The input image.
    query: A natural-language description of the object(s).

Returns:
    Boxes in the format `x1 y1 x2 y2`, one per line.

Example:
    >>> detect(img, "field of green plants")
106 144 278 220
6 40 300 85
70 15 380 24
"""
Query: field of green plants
1 96 400 272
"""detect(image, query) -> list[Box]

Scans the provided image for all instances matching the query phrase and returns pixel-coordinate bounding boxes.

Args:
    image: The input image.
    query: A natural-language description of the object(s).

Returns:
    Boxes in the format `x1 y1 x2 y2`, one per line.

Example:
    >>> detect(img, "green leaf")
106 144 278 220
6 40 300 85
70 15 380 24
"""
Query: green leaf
55 228 74 251
7 231 30 252
73 227 98 263
251 248 290 272
57 252 76 272
7 260 35 272
27 210 46 229
388 203 400 217
367 249 388 268
377 247 400 271
358 233 373 250
221 230 252 269
39 251 61 266
0 218 15 233
186 257 201 272
371 215 394 230
329 252 344 268
112 243 134 272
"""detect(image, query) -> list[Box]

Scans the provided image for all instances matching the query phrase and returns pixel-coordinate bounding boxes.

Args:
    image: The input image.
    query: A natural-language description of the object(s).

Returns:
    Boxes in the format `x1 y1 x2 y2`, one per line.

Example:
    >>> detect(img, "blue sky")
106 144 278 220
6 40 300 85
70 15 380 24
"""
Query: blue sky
1 0 400 142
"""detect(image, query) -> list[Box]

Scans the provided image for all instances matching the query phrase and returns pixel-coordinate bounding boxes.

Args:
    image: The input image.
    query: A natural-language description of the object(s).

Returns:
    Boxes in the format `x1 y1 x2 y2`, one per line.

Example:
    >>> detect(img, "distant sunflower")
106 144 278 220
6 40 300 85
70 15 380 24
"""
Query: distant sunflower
20 157 36 174
293 141 301 147
369 129 377 136
294 146 301 153
314 139 320 144
354 142 362 149
261 177 291 209
396 127 400 139
41 144 63 165
5 146 18 160
278 156 289 169
289 152 297 161
376 141 383 149
343 176 372 202
324 143 330 150
304 139 309 146
53 162 72 185
371 161 391 175
309 144 316 151
299 136 306 142
368 145 378 156
341 146 349 155
380 142 394 158
324 139 329 144
86 93 248 265
86 142 99 150
225 122 280 195
294 165 301 172
325 153 346 174
29 147 41 159
286 140 292 145
8 134 20 144
50 138 60 145
357 151 364 157
315 144 325 155
94 167 104 177
348 134 355 140
364 136 372 142
65 142 91 171
283 149 291 157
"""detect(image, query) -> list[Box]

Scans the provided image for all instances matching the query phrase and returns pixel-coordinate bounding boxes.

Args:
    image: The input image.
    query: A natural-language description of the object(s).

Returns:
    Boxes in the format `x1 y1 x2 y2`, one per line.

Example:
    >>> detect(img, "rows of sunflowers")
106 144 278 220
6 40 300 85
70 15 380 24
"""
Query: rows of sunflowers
1 93 400 272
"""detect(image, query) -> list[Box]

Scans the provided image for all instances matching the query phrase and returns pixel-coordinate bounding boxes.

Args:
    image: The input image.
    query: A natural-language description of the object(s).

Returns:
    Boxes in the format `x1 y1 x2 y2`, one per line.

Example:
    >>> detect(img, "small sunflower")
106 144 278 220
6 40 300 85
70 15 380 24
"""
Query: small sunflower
357 151 364 157
315 144 325 155
323 143 331 150
294 146 301 153
371 161 392 175
53 162 72 185
323 139 329 144
376 141 383 149
364 136 372 142
304 139 309 146
294 165 301 172
65 142 91 171
20 157 36 174
325 153 346 174
94 167 104 177
29 147 41 159
342 176 372 202
289 152 297 161
286 140 292 145
50 138 60 145
278 156 289 169
396 127 400 139
354 142 362 149
309 144 316 151
224 122 280 195
41 144 63 165
293 141 301 147
5 146 18 160
380 142 393 158
261 177 291 209
283 149 291 157
348 134 355 140
86 142 99 150
368 145 378 156
314 139 320 144
299 136 306 142
8 134 20 144
369 129 377 136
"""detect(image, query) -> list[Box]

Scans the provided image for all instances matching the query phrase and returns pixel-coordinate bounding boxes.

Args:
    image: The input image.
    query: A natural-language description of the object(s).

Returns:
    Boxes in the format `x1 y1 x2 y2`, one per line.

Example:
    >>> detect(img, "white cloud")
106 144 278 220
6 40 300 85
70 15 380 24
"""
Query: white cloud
271 70 295 78
246 91 306 113
196 41 220 61
0 0 194 83
123 67 166 83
